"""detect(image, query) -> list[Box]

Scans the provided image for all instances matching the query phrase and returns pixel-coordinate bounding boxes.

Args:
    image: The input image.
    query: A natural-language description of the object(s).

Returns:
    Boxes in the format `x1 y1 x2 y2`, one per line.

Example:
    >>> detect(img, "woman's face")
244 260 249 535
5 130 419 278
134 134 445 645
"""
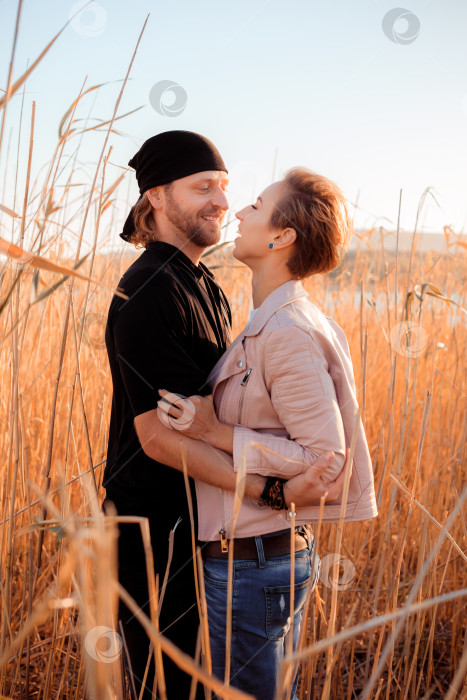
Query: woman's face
233 181 286 267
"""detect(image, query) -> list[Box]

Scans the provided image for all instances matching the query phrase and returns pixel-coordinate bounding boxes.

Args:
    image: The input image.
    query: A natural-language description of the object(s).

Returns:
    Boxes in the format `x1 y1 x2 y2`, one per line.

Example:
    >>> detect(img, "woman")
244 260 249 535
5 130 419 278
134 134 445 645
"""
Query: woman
159 167 378 699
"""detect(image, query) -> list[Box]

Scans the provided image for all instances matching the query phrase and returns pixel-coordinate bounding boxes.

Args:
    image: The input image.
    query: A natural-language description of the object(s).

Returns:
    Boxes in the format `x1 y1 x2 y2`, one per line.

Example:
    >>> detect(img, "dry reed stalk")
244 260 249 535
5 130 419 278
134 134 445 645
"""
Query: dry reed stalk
298 494 326 700
360 486 467 700
116 620 136 700
0 2 86 114
0 98 35 675
64 149 124 496
224 449 247 686
288 504 296 662
389 473 467 563
68 295 98 493
103 513 167 700
180 440 210 698
149 574 167 700
116 583 254 700
79 483 124 700
321 418 358 700
0 0 24 153
33 12 148 588
444 641 467 700
189 629 203 700
281 587 467 667
0 487 92 671
273 504 297 700
0 461 106 527
158 518 180 613
196 547 213 700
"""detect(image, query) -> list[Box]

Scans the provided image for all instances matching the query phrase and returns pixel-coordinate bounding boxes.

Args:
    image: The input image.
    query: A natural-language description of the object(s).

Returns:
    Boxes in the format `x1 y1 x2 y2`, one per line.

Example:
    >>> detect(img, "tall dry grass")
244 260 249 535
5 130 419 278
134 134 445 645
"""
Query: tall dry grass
0 10 466 698
0 233 466 698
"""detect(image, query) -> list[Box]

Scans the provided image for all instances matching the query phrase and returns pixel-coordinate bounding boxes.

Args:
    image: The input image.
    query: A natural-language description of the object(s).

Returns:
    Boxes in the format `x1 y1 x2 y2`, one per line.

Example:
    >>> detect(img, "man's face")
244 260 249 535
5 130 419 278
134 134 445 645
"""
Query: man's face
160 171 229 248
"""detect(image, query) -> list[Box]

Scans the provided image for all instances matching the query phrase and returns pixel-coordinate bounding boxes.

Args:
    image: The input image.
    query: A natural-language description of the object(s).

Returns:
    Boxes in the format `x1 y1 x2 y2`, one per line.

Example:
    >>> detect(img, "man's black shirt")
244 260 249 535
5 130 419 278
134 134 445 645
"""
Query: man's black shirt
103 240 232 511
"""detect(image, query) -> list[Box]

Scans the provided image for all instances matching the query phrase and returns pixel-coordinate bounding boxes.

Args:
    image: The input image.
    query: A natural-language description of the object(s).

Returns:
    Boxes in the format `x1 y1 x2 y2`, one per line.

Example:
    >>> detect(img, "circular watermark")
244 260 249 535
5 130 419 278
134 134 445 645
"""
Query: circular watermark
149 81 188 117
328 251 350 280
69 0 107 38
390 320 429 358
84 625 122 663
5 242 35 271
80 312 107 349
157 390 196 430
318 553 356 591
382 8 420 45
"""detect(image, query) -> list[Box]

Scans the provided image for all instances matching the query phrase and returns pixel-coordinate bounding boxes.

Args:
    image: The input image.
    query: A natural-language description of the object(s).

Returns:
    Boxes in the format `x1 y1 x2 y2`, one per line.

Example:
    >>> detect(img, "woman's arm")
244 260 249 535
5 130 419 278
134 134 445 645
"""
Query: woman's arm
232 324 347 480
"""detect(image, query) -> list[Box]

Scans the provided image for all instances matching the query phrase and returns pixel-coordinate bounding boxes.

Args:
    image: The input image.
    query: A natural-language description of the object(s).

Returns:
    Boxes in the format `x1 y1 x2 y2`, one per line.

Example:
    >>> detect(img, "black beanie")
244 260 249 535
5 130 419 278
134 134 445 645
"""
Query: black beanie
120 130 227 243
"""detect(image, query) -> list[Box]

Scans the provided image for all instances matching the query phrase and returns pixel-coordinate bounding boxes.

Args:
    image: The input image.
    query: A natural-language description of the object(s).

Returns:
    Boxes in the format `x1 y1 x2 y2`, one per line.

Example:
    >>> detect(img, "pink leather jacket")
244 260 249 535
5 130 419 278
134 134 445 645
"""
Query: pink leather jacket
195 280 378 541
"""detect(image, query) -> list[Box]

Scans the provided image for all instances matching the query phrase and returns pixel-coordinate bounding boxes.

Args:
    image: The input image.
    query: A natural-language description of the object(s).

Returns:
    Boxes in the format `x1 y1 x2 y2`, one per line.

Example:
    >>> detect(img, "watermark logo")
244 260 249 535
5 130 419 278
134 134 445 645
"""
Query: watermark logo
328 251 349 280
149 81 188 117
79 312 107 349
84 625 122 663
69 1 107 38
390 320 429 358
157 390 196 430
318 553 356 591
382 8 420 45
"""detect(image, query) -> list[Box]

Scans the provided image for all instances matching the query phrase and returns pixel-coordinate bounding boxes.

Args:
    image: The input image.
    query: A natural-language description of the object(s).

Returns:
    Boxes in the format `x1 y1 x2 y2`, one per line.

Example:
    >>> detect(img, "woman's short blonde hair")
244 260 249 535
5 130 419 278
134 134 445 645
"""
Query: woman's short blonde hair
270 167 352 278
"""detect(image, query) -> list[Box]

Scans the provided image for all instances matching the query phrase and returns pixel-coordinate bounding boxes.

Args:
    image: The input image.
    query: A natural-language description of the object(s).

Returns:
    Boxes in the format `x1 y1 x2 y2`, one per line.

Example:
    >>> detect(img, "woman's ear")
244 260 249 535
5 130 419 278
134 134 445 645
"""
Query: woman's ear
273 228 297 250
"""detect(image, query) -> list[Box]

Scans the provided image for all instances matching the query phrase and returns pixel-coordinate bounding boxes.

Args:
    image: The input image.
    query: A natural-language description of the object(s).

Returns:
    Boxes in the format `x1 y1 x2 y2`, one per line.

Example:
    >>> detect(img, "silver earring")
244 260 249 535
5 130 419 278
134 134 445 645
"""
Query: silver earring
268 242 274 249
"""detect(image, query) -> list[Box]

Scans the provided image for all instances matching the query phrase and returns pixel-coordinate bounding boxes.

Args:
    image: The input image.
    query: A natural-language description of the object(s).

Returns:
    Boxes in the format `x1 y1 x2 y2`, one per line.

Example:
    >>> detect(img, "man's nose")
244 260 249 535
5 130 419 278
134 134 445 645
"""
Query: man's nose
211 187 229 211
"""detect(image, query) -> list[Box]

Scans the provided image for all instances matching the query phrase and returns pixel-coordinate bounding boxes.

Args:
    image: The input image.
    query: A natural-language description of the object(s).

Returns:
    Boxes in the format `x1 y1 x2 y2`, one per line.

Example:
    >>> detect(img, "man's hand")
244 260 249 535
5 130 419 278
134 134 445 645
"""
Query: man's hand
158 389 218 438
157 389 235 453
284 448 352 508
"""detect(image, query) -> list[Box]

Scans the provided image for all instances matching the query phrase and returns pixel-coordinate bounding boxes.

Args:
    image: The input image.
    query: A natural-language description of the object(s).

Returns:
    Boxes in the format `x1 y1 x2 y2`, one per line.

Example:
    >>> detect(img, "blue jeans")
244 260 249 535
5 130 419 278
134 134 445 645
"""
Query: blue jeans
203 531 320 700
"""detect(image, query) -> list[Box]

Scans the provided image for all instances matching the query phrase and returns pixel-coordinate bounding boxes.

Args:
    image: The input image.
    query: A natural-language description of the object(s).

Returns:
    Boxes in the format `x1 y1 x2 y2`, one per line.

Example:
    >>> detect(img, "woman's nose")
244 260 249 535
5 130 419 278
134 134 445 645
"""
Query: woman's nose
235 209 244 220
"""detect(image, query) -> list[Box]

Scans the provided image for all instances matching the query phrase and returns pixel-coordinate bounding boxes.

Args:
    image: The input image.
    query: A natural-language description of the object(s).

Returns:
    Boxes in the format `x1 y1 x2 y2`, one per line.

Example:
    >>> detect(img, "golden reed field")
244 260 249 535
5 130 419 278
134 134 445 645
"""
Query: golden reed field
0 232 466 699
0 17 466 699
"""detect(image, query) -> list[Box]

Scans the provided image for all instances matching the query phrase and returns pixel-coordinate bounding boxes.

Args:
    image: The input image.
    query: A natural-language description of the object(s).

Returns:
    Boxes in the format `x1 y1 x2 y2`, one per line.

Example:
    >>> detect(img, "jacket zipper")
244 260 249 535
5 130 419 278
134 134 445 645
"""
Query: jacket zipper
219 527 228 553
217 384 229 551
237 368 252 424
219 368 253 551
219 481 228 550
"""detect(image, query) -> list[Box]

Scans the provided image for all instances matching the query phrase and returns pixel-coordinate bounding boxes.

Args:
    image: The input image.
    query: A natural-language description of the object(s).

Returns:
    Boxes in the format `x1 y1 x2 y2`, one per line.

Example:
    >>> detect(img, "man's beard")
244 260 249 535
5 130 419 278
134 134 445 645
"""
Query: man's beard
165 189 222 248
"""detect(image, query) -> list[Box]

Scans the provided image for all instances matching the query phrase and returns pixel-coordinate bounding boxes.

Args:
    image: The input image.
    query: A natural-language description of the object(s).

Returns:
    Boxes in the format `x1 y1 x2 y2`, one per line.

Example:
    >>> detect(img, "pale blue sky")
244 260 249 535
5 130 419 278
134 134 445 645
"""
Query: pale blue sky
1 0 467 249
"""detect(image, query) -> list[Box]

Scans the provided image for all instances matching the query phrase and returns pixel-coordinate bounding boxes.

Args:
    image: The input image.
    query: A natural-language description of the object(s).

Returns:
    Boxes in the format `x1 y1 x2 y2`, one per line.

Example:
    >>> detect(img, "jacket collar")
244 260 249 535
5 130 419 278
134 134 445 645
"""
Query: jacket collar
207 280 309 391
242 279 309 337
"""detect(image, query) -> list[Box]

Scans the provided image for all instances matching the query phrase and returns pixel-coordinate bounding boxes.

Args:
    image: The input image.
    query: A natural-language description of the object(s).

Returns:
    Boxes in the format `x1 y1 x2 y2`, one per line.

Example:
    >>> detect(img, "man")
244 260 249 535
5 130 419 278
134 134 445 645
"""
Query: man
102 130 346 699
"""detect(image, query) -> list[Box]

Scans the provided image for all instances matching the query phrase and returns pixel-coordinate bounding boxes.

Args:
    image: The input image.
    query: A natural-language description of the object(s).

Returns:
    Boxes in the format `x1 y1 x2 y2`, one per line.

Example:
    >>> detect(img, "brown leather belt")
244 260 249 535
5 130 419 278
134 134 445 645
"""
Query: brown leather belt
202 528 311 561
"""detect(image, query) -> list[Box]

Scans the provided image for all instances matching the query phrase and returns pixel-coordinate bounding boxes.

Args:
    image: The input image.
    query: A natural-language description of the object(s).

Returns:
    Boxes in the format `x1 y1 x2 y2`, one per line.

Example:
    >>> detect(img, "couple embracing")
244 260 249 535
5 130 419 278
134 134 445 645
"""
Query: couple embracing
102 130 378 699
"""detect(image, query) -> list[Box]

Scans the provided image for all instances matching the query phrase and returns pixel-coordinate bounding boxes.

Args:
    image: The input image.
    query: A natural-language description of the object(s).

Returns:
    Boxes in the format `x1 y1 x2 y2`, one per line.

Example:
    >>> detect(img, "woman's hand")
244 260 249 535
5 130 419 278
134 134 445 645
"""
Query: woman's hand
284 448 352 508
157 389 234 453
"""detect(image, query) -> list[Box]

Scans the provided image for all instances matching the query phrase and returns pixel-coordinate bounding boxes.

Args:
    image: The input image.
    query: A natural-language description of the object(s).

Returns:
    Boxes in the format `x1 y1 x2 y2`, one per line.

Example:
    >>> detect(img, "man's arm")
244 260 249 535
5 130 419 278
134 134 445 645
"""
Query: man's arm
134 409 349 507
134 407 265 497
